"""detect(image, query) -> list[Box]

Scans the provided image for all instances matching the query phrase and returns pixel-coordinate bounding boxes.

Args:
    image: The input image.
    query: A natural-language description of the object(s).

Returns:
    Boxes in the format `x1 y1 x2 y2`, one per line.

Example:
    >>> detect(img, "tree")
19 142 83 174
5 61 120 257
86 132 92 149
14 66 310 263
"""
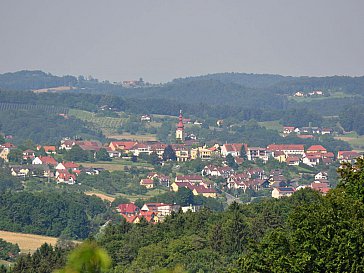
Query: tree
240 144 247 160
163 145 177 161
226 154 237 169
96 148 111 161
8 148 23 163
175 187 194 206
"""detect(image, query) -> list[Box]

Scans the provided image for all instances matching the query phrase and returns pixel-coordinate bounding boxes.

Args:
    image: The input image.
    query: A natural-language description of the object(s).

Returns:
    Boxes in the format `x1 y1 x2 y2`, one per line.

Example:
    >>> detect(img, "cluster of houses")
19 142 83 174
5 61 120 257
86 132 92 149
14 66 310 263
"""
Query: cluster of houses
283 126 334 137
117 202 201 224
293 90 324 97
0 142 103 184
272 171 331 198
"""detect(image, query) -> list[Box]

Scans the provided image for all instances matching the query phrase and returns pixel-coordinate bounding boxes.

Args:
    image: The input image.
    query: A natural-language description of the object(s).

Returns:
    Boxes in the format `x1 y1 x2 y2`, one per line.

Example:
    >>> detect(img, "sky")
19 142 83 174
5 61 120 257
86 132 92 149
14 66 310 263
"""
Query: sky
0 0 364 83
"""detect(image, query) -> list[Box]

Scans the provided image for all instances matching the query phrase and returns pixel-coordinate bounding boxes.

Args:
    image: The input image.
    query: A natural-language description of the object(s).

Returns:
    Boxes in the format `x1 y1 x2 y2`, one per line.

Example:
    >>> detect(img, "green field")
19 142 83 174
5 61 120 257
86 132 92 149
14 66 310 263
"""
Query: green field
288 91 358 102
258 120 283 132
69 109 124 135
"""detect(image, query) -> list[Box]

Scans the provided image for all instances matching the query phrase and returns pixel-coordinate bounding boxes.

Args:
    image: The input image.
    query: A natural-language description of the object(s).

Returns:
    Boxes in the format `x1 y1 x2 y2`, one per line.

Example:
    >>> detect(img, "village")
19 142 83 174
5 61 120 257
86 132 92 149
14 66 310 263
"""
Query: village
0 110 362 224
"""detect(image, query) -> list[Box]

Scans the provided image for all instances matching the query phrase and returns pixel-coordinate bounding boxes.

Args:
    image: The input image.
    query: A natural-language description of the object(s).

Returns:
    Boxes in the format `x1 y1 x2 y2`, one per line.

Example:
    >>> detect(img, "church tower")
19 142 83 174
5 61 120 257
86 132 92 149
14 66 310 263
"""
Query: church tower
176 110 185 142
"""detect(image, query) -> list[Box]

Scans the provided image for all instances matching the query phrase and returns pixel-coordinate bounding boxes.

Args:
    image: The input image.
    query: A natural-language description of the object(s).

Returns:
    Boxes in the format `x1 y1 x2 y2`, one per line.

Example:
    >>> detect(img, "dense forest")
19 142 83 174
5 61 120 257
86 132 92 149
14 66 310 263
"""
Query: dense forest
0 190 110 239
4 158 364 273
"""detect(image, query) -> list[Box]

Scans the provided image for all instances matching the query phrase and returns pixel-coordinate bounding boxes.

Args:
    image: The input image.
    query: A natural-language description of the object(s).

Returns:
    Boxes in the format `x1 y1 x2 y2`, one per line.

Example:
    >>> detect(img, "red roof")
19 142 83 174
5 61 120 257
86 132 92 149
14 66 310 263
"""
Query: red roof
38 156 58 166
118 203 139 214
63 161 80 169
43 146 56 152
267 144 304 151
110 141 138 150
140 179 154 185
307 145 327 152
2 142 16 149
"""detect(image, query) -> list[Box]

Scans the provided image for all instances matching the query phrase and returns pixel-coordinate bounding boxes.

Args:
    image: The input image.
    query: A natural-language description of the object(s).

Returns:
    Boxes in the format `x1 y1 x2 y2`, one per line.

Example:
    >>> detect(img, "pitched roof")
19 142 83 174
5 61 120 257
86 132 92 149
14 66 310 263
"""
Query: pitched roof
307 145 327 152
63 161 80 169
267 144 305 151
38 156 58 166
118 203 139 214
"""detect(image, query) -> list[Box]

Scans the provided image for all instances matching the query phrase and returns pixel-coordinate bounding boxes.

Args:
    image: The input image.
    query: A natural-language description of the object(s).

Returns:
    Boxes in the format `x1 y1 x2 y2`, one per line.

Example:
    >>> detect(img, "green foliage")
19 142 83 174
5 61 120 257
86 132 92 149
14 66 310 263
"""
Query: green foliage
163 145 177 161
64 145 95 162
0 168 23 192
77 170 148 195
11 243 68 273
0 191 108 239
95 148 111 162
0 109 104 145
0 239 20 261
340 104 364 135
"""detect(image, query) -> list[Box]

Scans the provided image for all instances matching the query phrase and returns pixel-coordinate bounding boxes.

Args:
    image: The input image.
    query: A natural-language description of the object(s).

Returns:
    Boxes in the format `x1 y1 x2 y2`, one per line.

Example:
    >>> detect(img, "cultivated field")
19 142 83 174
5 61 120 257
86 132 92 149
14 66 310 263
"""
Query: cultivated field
0 230 59 253
79 159 154 171
85 192 115 202
335 133 364 152
68 109 124 135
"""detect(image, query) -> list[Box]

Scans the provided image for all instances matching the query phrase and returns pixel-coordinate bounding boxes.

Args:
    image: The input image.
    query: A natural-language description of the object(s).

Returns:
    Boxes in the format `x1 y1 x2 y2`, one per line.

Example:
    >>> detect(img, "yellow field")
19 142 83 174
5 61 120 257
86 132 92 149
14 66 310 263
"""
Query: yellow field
32 86 73 93
85 192 115 202
0 230 59 253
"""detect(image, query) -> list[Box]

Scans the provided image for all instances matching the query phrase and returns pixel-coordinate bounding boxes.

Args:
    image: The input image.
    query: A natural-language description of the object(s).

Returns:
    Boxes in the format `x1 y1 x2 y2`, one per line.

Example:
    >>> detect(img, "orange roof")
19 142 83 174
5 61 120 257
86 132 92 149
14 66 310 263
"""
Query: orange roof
43 146 56 152
307 145 327 152
267 144 304 151
110 141 138 150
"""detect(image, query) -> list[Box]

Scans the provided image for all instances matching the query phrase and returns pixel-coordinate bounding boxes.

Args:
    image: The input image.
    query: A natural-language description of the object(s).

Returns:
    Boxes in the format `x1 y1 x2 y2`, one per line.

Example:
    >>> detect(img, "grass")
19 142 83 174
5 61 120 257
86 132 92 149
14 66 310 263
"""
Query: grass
115 188 168 202
288 91 358 102
79 159 155 171
69 109 125 135
258 120 283 132
0 230 59 253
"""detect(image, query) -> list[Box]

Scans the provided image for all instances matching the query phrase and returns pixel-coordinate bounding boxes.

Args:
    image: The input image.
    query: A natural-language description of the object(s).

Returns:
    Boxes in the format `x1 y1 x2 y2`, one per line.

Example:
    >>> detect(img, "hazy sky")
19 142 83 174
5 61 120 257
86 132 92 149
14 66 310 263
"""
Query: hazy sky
1 0 363 83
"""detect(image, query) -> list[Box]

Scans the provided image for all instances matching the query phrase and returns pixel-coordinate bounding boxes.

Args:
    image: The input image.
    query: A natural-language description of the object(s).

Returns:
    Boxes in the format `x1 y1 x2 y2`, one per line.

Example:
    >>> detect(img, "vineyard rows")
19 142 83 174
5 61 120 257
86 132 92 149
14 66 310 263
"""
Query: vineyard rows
0 102 68 114
68 109 124 133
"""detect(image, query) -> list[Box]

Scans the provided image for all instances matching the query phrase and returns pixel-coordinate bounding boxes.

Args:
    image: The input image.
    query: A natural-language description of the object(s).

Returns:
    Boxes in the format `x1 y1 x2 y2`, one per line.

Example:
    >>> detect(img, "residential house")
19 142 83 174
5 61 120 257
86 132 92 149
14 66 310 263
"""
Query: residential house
306 145 327 154
106 147 122 158
272 187 296 199
22 149 35 160
310 182 330 195
109 141 138 152
286 156 300 166
171 144 190 162
39 146 57 154
140 178 154 189
56 161 80 171
202 165 234 178
56 172 76 184
0 148 10 162
32 156 58 166
190 146 213 160
283 126 295 134
192 186 217 198
267 144 305 156
221 143 246 158
117 203 139 216
247 147 269 162
337 151 361 164
315 172 328 180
